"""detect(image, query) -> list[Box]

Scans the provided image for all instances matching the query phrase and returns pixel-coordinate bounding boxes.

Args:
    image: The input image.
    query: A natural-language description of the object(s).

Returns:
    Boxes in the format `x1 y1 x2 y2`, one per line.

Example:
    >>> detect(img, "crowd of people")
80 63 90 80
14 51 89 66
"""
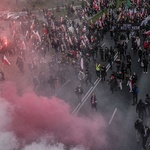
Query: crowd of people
0 0 149 148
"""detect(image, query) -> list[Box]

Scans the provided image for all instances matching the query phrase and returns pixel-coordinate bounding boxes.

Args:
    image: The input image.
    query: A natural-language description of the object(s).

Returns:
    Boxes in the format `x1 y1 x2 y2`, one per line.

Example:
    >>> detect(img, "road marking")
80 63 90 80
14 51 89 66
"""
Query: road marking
106 52 118 71
55 80 70 95
108 108 117 125
126 39 129 43
72 52 119 115
102 43 105 47
72 78 101 115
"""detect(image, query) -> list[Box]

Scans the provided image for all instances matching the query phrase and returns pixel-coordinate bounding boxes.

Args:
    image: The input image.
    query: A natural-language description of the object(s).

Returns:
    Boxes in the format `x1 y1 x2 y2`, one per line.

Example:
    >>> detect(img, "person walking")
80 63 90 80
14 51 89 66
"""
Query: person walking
126 75 133 92
101 65 107 81
132 72 138 84
16 56 24 75
85 70 94 86
95 62 101 78
90 93 97 111
75 84 84 102
78 70 85 85
142 125 150 149
143 57 149 73
136 99 146 120
137 47 143 63
109 72 117 94
132 83 139 105
117 71 123 90
134 118 144 143
145 94 150 116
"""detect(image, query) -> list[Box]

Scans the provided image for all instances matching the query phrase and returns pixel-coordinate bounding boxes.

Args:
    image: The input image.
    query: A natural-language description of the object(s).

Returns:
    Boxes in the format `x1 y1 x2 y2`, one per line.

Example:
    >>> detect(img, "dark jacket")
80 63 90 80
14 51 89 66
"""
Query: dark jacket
91 94 97 105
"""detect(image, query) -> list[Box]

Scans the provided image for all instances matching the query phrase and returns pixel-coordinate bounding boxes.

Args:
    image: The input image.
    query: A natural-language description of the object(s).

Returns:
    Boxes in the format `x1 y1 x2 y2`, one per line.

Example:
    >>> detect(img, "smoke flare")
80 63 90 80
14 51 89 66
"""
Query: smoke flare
0 81 107 150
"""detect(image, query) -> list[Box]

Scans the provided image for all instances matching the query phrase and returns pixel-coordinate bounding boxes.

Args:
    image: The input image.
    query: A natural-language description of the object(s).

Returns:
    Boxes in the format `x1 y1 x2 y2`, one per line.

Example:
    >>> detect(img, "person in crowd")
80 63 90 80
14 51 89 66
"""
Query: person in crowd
117 71 123 90
16 56 24 75
78 70 85 85
143 57 149 73
75 83 84 102
137 47 143 63
145 94 150 116
90 93 97 111
95 62 101 78
142 125 150 149
101 65 107 81
85 69 94 86
126 74 132 92
109 72 117 94
136 99 146 120
132 83 139 105
134 118 144 143
132 72 138 84
0 69 5 81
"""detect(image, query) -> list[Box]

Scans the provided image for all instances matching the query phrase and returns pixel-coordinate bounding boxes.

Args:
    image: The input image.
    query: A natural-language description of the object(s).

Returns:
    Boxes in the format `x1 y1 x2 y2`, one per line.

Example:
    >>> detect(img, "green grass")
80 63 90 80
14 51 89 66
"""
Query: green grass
89 9 107 23
89 0 126 23
116 0 125 8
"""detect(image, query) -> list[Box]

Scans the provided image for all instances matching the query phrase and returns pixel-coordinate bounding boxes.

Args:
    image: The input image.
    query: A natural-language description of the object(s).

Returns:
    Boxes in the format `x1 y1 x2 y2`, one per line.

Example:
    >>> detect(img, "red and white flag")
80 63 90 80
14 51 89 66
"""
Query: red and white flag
25 30 29 37
3 55 10 66
80 57 84 70
22 40 26 50
30 20 35 30
33 30 41 42
68 36 73 45
61 24 66 32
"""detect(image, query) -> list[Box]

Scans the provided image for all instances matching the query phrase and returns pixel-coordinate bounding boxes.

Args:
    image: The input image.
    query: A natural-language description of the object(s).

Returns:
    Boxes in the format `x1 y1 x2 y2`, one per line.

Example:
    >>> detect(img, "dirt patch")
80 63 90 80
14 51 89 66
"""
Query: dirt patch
0 0 81 12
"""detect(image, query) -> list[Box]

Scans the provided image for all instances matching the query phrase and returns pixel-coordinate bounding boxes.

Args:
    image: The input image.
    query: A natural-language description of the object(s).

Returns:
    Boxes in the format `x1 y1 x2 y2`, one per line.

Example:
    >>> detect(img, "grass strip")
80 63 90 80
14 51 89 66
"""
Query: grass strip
89 0 126 23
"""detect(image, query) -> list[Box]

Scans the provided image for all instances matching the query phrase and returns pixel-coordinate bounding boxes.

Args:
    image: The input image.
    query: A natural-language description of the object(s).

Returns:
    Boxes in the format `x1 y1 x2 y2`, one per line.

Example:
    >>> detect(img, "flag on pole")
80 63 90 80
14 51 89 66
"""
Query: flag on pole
3 55 10 66
144 30 150 35
126 0 131 8
30 20 35 30
33 30 41 42
22 40 26 50
80 57 84 70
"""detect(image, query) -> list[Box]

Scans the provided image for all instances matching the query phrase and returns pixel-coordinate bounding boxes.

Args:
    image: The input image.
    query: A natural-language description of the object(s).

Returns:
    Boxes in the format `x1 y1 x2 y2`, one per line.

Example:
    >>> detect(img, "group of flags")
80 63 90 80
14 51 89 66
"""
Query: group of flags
126 0 140 8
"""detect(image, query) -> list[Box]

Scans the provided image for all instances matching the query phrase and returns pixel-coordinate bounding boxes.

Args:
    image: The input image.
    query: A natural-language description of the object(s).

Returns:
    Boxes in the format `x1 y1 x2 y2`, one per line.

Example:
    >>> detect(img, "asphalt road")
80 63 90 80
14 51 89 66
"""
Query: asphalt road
55 32 150 150
0 10 149 150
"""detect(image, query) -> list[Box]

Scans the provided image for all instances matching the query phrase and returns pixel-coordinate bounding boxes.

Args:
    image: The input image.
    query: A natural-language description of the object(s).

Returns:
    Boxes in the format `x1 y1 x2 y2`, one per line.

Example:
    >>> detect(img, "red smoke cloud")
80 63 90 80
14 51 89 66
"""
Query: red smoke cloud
1 81 107 149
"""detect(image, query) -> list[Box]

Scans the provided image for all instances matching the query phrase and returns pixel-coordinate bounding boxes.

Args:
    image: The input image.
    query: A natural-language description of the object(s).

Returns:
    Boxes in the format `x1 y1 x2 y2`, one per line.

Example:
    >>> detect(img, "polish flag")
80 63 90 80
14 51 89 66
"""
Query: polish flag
3 55 10 66
30 20 35 30
33 30 41 42
74 36 78 43
25 30 29 37
68 36 73 45
80 57 84 70
22 40 26 50
61 24 66 32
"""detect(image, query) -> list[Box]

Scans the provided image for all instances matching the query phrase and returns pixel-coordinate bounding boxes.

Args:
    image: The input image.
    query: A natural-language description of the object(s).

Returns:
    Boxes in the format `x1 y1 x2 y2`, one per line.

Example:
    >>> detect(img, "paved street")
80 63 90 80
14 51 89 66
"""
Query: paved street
0 2 149 149
55 32 150 150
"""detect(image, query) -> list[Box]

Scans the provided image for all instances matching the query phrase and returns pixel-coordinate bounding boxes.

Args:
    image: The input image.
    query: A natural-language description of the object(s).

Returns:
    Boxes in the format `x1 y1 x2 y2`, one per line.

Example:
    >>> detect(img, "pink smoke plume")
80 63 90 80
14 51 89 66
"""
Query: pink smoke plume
1 81 107 150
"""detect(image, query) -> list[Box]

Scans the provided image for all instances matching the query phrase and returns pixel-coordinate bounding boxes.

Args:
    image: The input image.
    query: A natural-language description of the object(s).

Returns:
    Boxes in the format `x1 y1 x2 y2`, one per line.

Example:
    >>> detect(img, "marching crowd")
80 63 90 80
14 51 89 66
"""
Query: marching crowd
0 0 149 148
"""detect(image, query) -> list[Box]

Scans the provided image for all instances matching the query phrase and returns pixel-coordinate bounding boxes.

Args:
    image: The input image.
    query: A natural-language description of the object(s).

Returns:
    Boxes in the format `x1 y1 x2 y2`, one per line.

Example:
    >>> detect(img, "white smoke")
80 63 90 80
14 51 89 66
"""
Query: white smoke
0 98 12 130
22 141 65 150
0 131 19 150
0 98 19 150
0 98 86 150
22 141 87 150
